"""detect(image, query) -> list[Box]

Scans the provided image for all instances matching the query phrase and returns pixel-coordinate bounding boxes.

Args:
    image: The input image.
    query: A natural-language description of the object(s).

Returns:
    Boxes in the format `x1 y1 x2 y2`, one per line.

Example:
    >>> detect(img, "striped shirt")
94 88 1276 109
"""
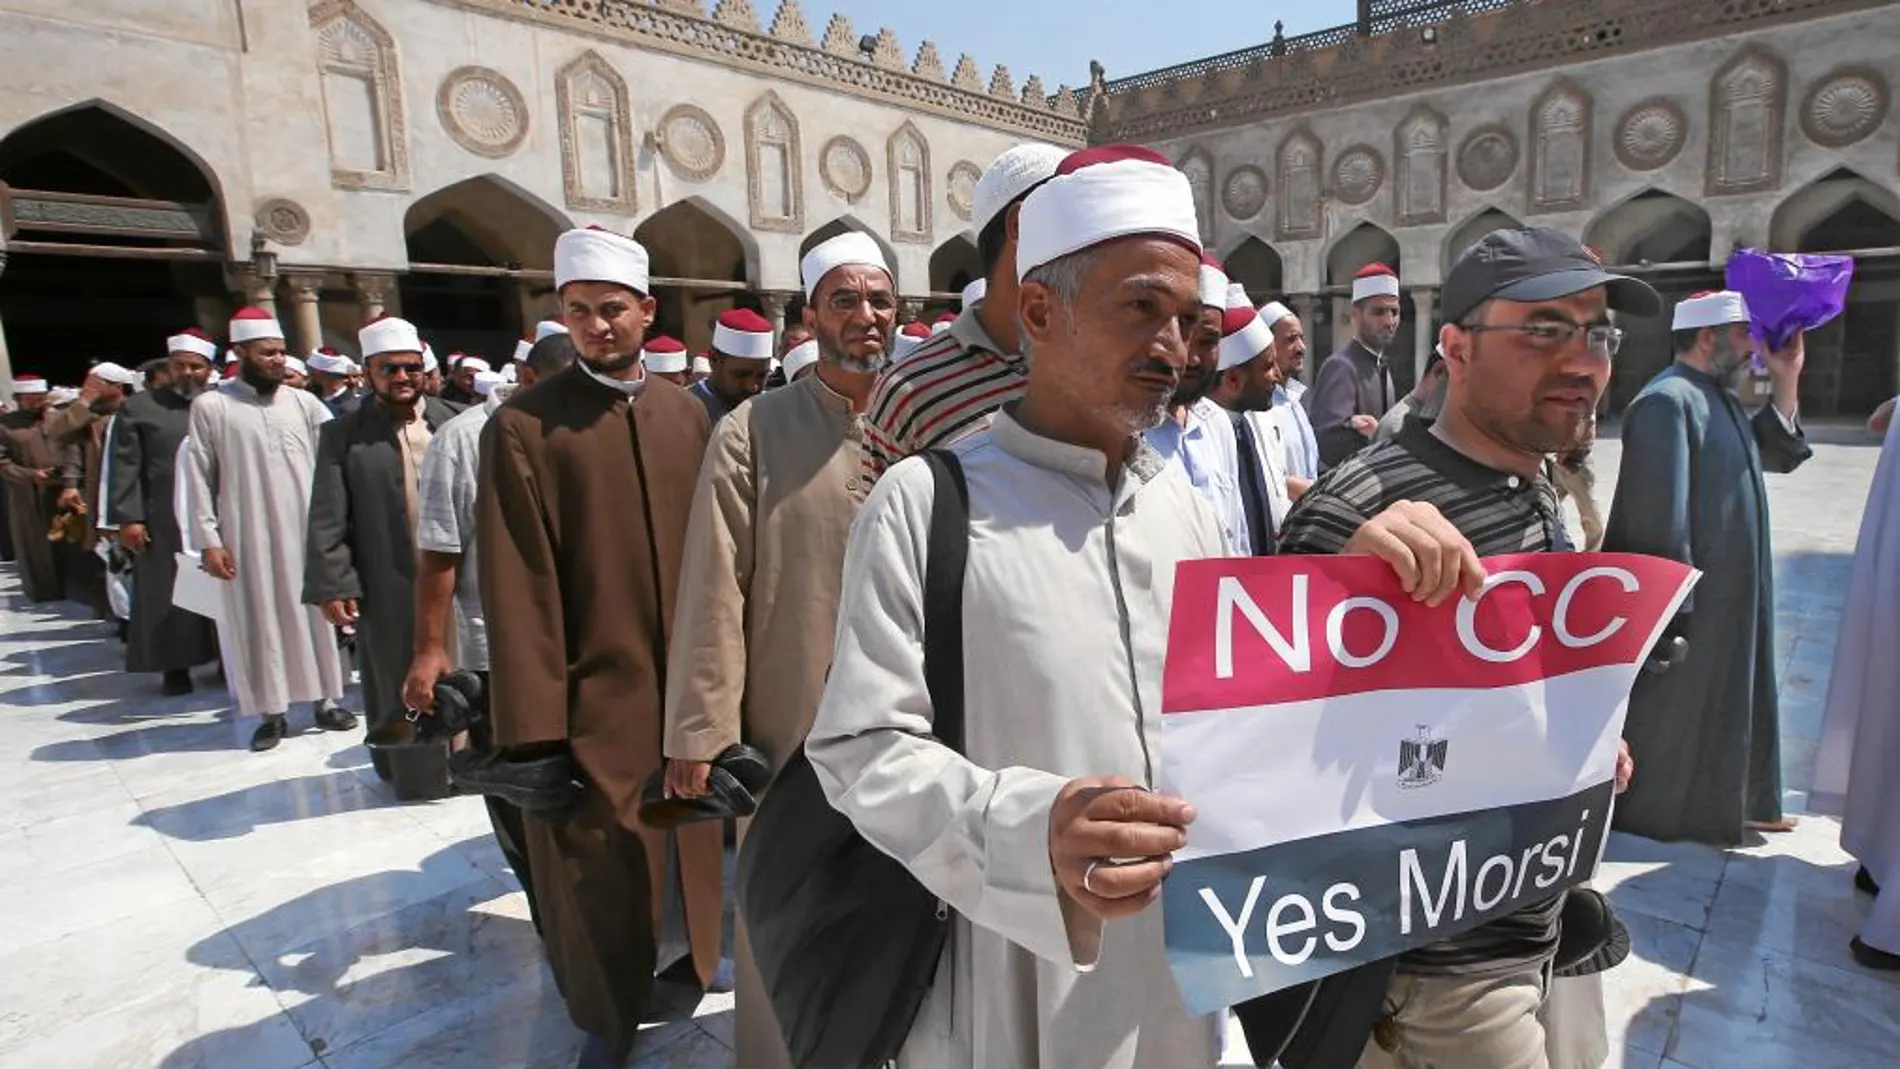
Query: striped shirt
1276 416 1571 978
861 304 1023 481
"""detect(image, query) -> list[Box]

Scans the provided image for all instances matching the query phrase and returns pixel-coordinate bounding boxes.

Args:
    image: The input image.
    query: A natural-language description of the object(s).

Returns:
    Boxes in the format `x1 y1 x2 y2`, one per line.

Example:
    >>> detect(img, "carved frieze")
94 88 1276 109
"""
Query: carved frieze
1457 125 1519 192
438 66 530 159
821 136 873 202
1176 146 1214 242
254 198 311 246
658 104 726 181
745 91 804 232
309 0 409 192
946 160 982 222
1530 80 1591 212
556 52 637 214
1223 165 1269 221
1333 145 1385 207
1277 127 1322 241
1707 47 1786 196
1615 99 1687 171
1394 107 1447 226
887 122 932 242
1802 67 1888 148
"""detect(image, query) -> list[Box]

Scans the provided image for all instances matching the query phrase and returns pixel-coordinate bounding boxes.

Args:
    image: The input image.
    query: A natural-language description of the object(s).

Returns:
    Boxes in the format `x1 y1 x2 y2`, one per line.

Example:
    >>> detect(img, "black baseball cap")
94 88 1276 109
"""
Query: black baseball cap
1441 227 1661 325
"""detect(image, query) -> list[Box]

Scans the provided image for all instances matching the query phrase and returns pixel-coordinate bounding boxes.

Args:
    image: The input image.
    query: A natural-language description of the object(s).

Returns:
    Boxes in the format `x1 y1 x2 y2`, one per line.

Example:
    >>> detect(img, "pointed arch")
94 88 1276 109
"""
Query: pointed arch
1276 126 1322 241
1221 236 1284 300
0 98 225 217
1770 167 1900 252
929 233 981 295
402 175 571 270
1529 79 1591 212
1395 105 1448 226
556 50 636 214
1325 222 1401 286
309 0 409 191
746 90 804 233
636 195 760 287
1176 145 1214 243
801 216 901 292
887 120 933 243
1444 207 1522 273
1584 188 1711 265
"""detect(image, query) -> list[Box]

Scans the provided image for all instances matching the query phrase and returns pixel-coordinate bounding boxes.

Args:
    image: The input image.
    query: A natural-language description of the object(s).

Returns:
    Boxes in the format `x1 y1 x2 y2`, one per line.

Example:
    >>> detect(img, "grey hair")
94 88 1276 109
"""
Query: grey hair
1016 247 1100 362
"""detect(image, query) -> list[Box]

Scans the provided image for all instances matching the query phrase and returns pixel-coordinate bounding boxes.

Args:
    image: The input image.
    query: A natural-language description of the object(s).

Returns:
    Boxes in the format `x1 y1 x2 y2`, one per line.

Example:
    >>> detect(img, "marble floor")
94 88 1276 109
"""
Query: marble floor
0 424 1897 1069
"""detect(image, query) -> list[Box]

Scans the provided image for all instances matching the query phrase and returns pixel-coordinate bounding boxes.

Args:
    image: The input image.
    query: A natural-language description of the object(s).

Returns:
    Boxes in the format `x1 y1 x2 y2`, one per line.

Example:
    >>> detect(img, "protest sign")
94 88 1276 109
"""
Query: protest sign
1159 552 1697 1016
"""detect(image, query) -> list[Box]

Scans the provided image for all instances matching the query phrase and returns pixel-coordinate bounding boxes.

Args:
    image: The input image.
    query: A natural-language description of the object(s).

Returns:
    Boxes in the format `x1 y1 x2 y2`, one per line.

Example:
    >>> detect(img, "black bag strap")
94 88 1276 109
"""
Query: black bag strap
918 449 969 755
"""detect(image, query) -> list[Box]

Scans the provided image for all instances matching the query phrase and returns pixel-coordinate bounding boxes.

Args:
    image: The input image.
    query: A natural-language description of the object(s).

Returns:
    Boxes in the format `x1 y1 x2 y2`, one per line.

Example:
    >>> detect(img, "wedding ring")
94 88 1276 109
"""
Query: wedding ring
1083 859 1103 896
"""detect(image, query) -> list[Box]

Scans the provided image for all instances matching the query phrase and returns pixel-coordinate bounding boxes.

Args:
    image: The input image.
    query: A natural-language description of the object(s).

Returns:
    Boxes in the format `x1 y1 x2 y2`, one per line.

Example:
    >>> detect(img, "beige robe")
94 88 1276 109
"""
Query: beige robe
807 410 1226 1069
180 379 346 716
664 371 868 1069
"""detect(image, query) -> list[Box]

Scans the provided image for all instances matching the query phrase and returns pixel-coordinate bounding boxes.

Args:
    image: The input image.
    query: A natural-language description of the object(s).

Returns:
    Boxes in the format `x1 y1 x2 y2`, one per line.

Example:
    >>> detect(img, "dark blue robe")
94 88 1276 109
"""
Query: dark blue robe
1605 361 1811 845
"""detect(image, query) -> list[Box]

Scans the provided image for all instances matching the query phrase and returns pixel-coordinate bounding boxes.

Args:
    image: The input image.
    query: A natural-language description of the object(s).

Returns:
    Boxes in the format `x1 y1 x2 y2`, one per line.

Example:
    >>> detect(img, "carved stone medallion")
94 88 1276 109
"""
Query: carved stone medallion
1803 69 1888 148
1615 100 1687 171
1332 145 1385 206
946 160 981 221
658 104 726 181
253 198 311 246
1457 126 1519 192
438 66 528 158
821 136 873 201
1223 166 1269 220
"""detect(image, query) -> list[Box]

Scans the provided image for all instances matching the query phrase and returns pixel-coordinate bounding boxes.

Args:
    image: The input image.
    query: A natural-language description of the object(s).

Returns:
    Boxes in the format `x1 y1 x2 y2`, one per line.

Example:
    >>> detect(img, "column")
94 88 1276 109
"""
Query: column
1331 295 1352 356
760 291 792 340
1290 294 1320 386
353 272 396 323
235 266 278 319
1410 286 1437 382
283 271 325 356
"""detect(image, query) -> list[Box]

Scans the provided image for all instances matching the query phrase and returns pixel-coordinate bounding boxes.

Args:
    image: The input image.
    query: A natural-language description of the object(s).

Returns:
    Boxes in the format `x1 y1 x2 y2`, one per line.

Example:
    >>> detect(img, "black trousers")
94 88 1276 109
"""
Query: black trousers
471 670 540 933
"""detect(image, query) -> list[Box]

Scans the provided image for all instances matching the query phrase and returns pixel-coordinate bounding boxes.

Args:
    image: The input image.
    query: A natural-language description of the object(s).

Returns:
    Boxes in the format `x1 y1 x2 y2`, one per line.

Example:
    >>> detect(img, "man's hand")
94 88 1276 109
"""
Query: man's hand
33 468 54 486
1049 777 1195 921
1615 739 1635 795
202 547 237 580
1349 414 1379 438
402 646 452 713
665 759 714 799
56 488 83 512
1763 330 1806 382
1341 500 1486 607
321 598 359 627
120 523 150 553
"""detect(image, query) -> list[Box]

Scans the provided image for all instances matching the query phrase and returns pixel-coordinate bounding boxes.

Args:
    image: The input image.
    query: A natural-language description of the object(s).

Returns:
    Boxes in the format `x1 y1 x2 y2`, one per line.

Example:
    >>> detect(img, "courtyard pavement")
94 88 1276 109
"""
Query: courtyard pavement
0 423 1897 1068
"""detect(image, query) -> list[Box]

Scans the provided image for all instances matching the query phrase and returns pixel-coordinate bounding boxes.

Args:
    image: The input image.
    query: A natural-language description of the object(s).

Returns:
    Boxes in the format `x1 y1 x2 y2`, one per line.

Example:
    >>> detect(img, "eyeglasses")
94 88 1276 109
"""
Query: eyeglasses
825 291 898 314
379 363 425 377
1460 321 1624 357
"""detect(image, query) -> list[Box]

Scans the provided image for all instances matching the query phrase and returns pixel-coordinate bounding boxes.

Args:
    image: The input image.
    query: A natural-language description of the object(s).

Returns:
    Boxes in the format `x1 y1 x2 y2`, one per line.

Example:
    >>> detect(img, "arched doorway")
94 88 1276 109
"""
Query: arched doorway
400 176 568 363
1771 169 1900 416
802 218 900 285
0 102 228 387
1586 191 1716 407
1224 237 1284 304
1444 208 1522 273
634 197 756 351
929 234 981 308
1325 223 1413 393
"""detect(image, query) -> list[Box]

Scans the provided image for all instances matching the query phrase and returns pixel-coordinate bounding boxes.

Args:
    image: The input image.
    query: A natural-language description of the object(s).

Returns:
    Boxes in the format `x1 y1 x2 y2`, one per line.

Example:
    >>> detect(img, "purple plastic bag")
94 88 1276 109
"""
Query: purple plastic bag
1724 248 1855 353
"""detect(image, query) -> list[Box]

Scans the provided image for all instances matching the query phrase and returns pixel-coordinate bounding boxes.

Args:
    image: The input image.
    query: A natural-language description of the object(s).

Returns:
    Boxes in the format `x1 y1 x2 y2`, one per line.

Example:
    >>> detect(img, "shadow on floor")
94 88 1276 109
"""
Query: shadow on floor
134 768 395 841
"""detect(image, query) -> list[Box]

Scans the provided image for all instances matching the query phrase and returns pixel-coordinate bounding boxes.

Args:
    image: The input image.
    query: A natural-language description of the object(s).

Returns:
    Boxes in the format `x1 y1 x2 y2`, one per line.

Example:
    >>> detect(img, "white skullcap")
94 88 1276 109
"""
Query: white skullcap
455 355 493 375
1258 301 1294 330
90 362 141 388
472 370 506 397
800 232 892 299
962 277 987 308
358 316 423 359
712 308 775 360
780 338 820 380
972 143 1068 235
692 355 713 375
1199 256 1230 309
1672 290 1751 331
12 374 49 395
166 330 218 361
283 356 308 376
644 349 689 374
1224 282 1252 312
1217 305 1275 372
307 350 353 375
228 306 284 344
555 227 650 294
512 337 533 363
500 362 519 383
1351 264 1401 303
534 319 570 342
1016 147 1201 282
422 345 439 373
47 386 80 406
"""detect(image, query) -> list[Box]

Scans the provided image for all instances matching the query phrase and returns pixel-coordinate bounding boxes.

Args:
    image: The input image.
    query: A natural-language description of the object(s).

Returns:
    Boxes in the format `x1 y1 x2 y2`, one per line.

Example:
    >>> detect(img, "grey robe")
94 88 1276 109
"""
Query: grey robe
304 396 461 733
1304 340 1393 472
106 389 219 673
1605 361 1811 845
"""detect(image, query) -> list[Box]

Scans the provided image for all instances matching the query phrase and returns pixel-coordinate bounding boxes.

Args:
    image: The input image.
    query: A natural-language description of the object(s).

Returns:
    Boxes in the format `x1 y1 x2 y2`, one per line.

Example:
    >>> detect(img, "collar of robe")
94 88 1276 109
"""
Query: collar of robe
991 404 1166 500
1401 418 1549 496
948 301 1017 369
577 357 648 398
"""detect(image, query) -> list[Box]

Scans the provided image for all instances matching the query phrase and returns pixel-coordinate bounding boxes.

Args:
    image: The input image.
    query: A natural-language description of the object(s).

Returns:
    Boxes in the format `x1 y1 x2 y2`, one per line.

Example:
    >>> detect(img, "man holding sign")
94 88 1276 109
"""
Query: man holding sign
1210 228 1674 1068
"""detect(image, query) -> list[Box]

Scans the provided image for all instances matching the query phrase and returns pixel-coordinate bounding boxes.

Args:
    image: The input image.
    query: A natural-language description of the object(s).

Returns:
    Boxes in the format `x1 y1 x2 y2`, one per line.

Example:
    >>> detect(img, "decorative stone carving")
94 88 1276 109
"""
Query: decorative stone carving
1176 147 1214 242
913 42 946 82
767 0 812 45
1053 86 1081 119
887 122 932 242
1803 68 1888 148
745 91 803 231
438 66 529 158
1223 166 1268 221
657 104 725 181
1530 80 1591 212
869 28 905 70
1332 145 1385 207
254 198 311 246
821 135 873 202
1614 99 1687 171
990 66 1016 101
820 13 855 56
556 52 637 214
1276 127 1322 241
1457 125 1518 192
952 55 983 92
1021 76 1047 107
309 0 409 192
946 160 982 222
1708 47 1786 196
1394 107 1446 225
710 0 760 31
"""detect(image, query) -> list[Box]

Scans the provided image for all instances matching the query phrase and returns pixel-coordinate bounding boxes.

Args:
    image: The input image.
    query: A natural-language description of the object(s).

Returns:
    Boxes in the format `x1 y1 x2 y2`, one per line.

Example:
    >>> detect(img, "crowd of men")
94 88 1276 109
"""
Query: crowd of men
4 132 1897 1069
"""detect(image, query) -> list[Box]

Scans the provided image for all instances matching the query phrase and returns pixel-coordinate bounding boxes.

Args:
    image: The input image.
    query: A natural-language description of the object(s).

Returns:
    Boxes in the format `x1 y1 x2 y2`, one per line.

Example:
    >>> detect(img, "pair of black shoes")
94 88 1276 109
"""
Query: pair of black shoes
1850 867 1900 972
250 701 359 752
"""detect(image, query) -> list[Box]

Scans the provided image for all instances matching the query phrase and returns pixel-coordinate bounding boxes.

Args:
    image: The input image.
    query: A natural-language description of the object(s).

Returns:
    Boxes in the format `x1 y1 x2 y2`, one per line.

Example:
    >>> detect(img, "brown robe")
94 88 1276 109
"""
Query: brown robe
51 403 111 617
476 365 722 1055
0 409 79 601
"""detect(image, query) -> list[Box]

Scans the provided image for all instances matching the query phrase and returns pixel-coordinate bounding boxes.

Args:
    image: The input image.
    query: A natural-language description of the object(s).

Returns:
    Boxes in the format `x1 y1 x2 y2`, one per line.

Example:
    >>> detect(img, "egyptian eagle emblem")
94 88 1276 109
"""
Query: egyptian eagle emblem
1397 725 1449 788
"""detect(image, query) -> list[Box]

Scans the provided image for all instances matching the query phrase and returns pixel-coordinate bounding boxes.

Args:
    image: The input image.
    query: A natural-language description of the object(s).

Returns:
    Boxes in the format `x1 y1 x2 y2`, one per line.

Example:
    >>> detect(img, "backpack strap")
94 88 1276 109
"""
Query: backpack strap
918 449 970 755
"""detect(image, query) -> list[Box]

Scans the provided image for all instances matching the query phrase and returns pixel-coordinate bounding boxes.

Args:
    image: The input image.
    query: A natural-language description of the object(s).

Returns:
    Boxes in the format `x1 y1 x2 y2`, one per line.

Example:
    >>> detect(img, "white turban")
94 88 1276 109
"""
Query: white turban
555 227 650 294
800 232 891 299
1016 149 1200 281
358 316 423 359
1671 290 1751 331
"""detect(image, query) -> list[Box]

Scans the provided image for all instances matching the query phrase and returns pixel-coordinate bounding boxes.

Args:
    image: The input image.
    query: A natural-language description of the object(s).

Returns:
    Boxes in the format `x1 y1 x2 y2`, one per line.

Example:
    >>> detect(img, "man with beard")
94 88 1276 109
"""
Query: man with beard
1263 226 1651 1069
1256 300 1320 493
304 316 462 758
1143 254 1250 552
1209 295 1292 553
306 349 362 417
663 230 894 1069
861 143 1067 479
690 308 775 423
420 345 443 397
1307 263 1402 471
181 307 356 751
439 354 488 406
479 226 722 1069
1607 290 1811 845
0 373 80 601
106 332 222 694
51 361 140 618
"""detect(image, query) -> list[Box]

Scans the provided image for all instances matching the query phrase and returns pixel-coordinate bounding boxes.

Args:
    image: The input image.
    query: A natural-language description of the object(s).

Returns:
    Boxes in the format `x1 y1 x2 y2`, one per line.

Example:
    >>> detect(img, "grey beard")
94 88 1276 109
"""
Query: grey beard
169 381 207 400
835 350 887 375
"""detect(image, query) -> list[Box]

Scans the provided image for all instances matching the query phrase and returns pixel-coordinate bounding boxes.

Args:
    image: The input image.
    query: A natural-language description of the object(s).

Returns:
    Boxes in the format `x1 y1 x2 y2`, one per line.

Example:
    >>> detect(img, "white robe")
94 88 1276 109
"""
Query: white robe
1813 409 1900 952
180 378 346 716
807 410 1226 1069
